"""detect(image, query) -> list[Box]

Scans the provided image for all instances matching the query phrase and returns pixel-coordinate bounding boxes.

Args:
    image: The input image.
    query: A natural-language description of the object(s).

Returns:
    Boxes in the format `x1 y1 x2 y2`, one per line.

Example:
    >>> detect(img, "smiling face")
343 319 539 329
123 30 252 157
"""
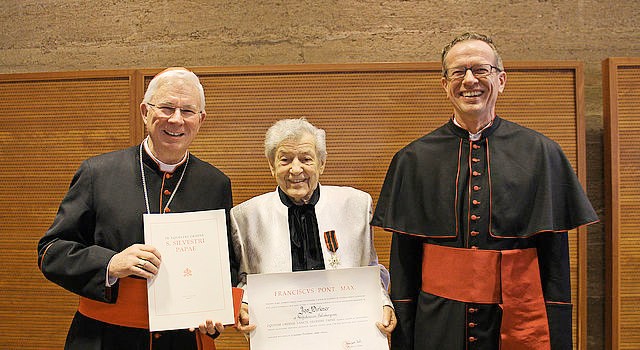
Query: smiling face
140 79 206 164
441 39 506 126
269 133 326 205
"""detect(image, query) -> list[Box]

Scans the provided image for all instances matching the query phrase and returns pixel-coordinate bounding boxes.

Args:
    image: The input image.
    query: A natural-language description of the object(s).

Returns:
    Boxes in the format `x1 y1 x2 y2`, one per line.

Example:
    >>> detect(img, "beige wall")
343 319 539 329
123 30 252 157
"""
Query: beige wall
2 1 639 349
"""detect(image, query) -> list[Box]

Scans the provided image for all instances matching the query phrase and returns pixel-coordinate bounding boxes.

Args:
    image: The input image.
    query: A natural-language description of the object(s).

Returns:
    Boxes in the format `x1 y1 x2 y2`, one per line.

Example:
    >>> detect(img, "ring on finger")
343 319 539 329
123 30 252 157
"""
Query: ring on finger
137 258 147 267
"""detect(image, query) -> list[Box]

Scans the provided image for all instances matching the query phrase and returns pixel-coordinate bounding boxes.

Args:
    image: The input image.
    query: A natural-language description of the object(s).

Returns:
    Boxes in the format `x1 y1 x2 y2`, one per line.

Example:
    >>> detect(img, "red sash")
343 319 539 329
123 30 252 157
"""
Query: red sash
79 277 244 350
421 244 551 350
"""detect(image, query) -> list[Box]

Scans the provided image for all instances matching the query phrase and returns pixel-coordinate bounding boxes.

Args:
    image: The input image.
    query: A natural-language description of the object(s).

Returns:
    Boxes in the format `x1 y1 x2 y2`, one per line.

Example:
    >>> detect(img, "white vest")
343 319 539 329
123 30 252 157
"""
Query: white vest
230 185 390 306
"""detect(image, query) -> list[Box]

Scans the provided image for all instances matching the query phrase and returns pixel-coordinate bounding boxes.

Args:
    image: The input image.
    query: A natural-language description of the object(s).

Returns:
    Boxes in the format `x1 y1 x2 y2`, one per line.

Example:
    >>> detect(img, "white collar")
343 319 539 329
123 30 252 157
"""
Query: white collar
453 117 494 141
142 137 187 173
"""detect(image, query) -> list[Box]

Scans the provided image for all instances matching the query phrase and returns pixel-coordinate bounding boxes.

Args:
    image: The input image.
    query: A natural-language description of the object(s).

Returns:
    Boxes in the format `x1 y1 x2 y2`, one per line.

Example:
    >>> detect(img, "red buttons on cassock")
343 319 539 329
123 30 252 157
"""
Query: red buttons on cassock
472 171 481 176
470 231 479 236
473 144 481 149
164 207 171 213
469 337 477 342
472 199 480 205
164 189 171 195
471 215 479 220
473 185 481 191
165 173 172 179
468 322 476 328
472 158 480 162
468 308 478 313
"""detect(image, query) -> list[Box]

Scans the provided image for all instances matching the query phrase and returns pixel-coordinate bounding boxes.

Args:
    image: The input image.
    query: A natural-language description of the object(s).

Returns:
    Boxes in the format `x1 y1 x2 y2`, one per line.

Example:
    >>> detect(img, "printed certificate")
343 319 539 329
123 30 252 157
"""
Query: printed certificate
144 209 234 332
247 266 389 350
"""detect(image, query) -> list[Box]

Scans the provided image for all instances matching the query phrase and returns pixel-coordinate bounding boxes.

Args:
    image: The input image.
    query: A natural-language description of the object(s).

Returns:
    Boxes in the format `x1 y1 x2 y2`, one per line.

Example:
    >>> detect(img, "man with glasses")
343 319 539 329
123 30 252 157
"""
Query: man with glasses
373 32 598 349
38 67 236 350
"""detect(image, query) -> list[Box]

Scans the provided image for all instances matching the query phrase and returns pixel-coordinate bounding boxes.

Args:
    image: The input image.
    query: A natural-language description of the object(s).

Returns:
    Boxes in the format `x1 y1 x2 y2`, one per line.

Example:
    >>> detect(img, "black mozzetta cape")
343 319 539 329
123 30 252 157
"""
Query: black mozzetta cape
372 116 597 238
372 116 598 350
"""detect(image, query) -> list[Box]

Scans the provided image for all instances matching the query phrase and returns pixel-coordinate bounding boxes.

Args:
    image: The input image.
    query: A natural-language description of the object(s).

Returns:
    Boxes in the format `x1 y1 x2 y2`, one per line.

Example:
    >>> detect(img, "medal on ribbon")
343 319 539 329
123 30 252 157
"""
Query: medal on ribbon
324 230 340 268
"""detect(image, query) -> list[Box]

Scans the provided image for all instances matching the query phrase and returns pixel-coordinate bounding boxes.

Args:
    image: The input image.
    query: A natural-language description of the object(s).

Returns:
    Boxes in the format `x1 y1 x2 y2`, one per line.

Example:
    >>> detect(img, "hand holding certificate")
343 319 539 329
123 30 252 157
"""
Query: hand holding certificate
247 266 389 350
143 209 236 332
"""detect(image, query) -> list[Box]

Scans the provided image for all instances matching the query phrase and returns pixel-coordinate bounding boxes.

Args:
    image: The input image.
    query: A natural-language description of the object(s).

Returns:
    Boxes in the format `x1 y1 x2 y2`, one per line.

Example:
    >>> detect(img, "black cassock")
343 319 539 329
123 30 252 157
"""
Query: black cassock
372 117 598 350
38 145 237 350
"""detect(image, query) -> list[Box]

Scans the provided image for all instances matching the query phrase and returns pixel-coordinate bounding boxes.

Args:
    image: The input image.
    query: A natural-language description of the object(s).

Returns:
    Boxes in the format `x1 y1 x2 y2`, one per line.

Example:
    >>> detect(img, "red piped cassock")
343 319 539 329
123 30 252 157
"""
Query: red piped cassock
372 116 598 350
38 145 237 350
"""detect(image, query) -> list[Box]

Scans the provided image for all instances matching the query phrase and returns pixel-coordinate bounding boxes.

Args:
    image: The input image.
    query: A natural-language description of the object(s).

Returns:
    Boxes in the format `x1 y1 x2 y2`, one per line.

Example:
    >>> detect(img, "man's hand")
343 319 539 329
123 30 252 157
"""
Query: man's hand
376 305 397 336
108 244 161 280
190 320 224 337
236 303 256 336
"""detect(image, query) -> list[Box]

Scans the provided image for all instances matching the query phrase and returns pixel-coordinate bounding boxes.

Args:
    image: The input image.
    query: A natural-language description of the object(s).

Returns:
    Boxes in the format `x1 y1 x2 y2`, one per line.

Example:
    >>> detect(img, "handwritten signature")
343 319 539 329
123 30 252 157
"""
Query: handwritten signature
342 338 363 349
296 305 330 318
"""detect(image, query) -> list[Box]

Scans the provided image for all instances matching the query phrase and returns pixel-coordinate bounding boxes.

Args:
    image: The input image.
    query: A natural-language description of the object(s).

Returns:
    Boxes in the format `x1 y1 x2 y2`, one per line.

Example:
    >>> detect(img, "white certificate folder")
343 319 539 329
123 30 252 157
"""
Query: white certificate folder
143 209 234 331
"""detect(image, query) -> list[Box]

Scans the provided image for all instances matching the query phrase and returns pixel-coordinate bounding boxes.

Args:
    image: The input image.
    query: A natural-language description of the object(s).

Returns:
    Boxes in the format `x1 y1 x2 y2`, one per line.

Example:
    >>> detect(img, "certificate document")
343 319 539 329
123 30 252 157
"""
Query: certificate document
144 209 234 332
247 266 389 350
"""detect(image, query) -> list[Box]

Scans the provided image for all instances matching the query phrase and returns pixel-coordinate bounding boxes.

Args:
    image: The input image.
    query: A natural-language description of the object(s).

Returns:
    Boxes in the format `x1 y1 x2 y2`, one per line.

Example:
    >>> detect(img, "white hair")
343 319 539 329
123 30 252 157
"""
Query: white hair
264 118 327 163
143 68 206 110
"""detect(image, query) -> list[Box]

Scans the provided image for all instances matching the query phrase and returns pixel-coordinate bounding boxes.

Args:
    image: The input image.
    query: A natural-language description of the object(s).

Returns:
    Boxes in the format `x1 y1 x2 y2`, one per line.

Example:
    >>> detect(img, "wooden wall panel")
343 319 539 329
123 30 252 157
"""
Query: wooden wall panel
143 61 588 349
603 57 640 350
0 62 587 349
0 71 138 349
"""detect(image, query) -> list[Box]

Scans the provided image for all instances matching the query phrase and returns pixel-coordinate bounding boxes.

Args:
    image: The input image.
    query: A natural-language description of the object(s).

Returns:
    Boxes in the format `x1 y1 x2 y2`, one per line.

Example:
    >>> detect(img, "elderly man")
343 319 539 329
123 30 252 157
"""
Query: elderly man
38 67 236 350
231 118 396 338
373 33 598 349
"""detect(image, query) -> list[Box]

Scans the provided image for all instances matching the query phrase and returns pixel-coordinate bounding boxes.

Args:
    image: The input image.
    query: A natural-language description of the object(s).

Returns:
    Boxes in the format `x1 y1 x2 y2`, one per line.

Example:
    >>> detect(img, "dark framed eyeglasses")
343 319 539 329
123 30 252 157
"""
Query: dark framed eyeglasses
443 64 502 80
146 103 201 119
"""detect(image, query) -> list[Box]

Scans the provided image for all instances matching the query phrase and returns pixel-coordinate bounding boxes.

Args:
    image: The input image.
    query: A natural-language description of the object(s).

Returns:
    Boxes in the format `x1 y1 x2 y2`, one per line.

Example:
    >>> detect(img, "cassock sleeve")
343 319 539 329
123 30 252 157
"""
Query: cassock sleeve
536 231 573 350
37 160 117 302
222 179 239 287
389 231 423 350
207 175 235 341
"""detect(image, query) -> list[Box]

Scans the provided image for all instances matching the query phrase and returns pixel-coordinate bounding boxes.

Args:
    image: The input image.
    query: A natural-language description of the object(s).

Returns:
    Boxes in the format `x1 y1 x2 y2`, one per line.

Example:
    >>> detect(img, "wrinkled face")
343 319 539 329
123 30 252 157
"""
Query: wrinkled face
269 133 326 205
140 79 205 164
441 40 506 124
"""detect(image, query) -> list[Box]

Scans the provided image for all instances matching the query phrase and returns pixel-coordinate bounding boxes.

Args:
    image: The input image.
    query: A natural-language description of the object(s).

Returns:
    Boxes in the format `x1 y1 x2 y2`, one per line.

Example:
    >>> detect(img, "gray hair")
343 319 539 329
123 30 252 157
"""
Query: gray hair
441 32 504 75
143 67 206 111
264 118 327 164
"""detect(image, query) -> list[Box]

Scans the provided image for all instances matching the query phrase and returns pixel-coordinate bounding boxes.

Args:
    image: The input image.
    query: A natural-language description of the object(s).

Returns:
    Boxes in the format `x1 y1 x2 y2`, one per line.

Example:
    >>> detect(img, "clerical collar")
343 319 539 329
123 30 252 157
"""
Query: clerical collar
452 117 495 141
139 141 189 215
279 186 321 207
142 137 187 172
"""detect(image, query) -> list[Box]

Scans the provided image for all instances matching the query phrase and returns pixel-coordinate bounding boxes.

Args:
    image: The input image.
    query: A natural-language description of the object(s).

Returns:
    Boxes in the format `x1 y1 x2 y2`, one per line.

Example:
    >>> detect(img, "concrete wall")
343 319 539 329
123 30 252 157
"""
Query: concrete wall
3 1 639 348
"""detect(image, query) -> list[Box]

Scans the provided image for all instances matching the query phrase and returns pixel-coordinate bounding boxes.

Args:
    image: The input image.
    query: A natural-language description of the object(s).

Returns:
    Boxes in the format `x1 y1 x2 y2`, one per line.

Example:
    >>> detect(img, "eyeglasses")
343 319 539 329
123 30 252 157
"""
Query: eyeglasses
146 103 201 119
443 64 502 80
